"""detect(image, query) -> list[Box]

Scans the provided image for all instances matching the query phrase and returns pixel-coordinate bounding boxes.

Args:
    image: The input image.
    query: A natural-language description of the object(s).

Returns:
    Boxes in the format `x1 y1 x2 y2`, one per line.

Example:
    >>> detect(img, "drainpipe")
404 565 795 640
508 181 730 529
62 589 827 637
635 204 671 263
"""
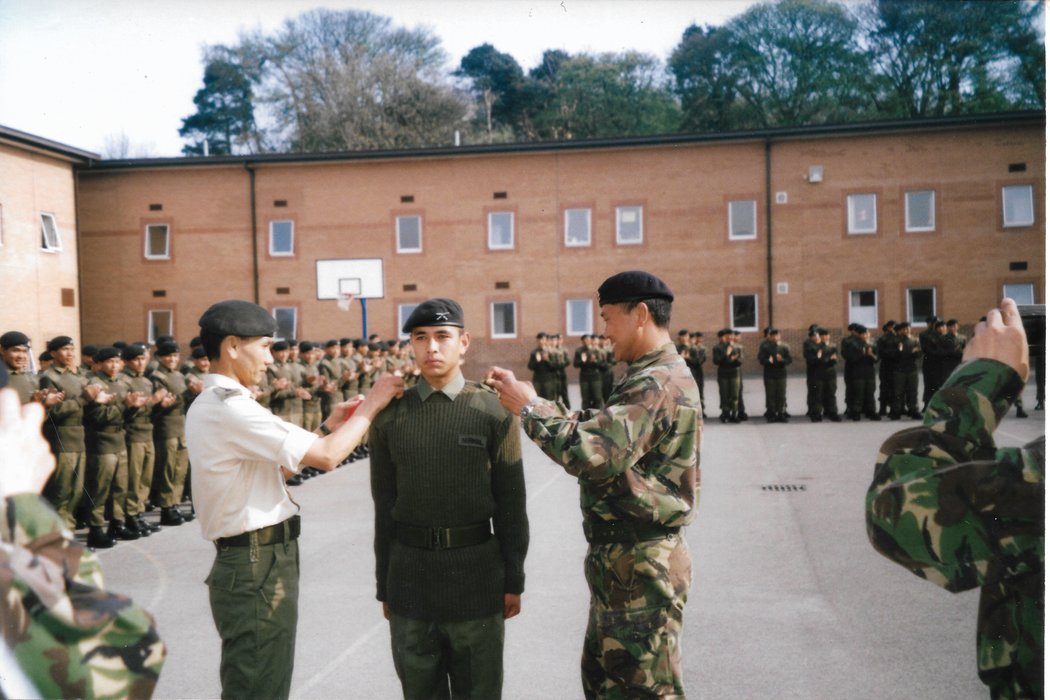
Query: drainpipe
245 163 260 304
765 140 774 328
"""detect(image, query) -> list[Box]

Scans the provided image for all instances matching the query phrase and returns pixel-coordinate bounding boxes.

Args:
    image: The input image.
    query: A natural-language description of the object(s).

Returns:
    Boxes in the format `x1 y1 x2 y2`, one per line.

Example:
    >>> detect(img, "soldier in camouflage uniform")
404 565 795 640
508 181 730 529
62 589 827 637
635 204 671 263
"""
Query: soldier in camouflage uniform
866 298 1043 699
488 270 700 700
0 379 166 698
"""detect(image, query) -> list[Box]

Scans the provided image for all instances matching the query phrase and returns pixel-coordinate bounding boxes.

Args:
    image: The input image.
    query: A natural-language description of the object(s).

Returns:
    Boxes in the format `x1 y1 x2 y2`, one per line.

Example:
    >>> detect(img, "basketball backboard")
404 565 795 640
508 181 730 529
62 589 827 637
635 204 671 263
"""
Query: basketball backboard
316 258 384 300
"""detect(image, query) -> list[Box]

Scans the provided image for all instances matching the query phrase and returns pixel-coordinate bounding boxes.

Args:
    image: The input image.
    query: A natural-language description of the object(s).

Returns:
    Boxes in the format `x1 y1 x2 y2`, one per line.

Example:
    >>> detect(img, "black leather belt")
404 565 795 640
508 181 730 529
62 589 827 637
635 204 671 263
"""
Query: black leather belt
395 521 491 550
583 520 679 545
216 515 301 548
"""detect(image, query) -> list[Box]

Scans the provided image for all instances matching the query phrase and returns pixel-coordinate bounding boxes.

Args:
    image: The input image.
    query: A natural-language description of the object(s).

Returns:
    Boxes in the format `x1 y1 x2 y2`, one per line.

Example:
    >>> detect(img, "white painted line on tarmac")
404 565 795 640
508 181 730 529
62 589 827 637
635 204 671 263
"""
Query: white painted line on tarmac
125 541 170 613
527 470 563 503
295 619 386 696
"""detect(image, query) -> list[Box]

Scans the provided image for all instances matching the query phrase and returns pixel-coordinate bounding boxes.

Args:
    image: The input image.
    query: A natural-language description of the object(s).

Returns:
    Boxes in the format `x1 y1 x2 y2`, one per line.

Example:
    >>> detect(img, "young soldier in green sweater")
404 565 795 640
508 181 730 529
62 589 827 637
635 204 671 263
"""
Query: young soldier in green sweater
370 298 529 700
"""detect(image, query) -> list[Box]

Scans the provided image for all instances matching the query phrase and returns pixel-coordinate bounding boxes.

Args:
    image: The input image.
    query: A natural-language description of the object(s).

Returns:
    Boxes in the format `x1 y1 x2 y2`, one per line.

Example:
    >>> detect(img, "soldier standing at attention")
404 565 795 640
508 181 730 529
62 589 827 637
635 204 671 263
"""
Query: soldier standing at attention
866 298 1043 698
944 319 966 380
122 344 160 537
151 341 194 526
758 327 791 422
816 328 842 422
843 325 880 421
370 298 529 700
730 329 749 421
918 315 941 410
528 333 558 401
888 322 922 420
876 320 898 416
186 300 403 700
487 270 700 699
713 328 742 422
574 335 604 411
688 331 707 418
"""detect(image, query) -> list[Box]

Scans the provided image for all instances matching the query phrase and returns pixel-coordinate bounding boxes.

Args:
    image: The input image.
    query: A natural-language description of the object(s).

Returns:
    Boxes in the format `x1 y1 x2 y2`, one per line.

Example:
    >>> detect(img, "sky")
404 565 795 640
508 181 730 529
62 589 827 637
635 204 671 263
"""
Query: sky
0 0 757 158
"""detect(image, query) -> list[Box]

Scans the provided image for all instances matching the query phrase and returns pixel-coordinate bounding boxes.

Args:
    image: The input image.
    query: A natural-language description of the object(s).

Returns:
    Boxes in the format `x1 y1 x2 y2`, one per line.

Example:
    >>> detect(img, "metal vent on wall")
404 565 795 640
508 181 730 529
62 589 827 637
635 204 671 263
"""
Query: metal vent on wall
761 484 807 492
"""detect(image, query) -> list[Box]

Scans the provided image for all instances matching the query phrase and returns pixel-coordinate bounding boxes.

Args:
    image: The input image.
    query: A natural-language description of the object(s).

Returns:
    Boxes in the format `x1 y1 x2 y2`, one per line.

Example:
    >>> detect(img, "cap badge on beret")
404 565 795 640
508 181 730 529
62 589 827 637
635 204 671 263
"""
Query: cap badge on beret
401 298 465 334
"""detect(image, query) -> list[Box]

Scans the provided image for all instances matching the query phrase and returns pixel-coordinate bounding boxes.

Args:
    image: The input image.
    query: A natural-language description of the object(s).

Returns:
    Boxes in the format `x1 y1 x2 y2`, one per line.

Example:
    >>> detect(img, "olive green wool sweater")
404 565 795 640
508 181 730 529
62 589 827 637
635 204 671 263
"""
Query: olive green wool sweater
369 380 529 622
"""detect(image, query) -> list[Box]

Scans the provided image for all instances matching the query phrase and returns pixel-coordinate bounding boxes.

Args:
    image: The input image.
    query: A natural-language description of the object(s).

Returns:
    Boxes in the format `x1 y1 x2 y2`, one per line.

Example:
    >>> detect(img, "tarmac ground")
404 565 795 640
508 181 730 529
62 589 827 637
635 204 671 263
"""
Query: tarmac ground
83 376 1043 699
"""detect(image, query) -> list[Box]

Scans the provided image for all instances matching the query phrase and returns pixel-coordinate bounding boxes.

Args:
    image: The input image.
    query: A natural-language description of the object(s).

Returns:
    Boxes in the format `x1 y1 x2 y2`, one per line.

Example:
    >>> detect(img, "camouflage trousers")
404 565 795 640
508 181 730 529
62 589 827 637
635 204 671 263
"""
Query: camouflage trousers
582 534 692 699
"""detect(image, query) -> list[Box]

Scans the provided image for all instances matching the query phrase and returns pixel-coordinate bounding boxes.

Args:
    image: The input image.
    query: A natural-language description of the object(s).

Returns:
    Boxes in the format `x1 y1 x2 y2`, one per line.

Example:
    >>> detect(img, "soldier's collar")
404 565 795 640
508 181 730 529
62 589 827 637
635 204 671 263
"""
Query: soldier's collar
417 372 465 402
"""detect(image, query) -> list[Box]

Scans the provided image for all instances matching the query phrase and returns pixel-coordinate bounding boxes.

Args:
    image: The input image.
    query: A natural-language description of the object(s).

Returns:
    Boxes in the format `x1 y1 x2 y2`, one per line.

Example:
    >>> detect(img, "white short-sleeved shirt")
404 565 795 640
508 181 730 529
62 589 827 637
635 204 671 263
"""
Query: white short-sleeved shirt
186 372 319 541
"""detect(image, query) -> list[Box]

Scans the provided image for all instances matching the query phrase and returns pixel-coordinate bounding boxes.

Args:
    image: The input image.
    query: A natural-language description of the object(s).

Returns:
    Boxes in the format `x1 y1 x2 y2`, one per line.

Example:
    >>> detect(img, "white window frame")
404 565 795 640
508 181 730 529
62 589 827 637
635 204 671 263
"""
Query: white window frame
269 220 295 256
848 289 879 327
729 294 759 332
490 301 517 339
616 205 644 245
904 190 936 232
566 298 594 336
272 307 298 341
396 215 422 254
564 208 592 247
906 287 937 326
144 223 171 260
397 303 419 340
1003 283 1035 305
847 193 877 235
148 309 173 344
728 200 757 240
1002 185 1035 228
40 212 62 252
488 211 514 250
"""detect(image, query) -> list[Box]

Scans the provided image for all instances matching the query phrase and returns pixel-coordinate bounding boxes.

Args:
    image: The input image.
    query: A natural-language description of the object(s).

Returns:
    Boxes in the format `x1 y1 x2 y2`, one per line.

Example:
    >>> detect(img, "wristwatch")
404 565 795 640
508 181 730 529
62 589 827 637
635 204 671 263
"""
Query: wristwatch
520 398 540 421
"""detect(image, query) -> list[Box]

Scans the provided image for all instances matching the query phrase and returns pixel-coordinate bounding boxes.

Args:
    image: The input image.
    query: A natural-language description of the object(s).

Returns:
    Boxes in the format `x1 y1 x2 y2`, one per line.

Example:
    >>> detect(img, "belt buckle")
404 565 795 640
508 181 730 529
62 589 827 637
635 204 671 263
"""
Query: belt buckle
429 528 441 549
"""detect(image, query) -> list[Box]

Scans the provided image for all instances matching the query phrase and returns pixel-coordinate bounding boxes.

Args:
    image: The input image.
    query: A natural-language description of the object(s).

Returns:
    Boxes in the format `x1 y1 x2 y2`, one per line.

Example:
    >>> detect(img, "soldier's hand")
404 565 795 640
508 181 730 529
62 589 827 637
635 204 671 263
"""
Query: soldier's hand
0 388 55 498
296 388 312 400
485 366 538 415
382 602 390 620
503 593 521 619
83 383 103 400
964 297 1030 381
95 389 115 405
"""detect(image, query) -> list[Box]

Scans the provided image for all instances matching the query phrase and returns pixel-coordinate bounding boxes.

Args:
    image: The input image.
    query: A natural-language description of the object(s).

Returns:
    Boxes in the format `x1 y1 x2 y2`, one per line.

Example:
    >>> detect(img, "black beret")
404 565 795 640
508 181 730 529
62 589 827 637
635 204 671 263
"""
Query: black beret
895 322 910 331
855 324 868 333
156 341 180 357
340 337 352 346
191 347 208 359
122 344 146 361
190 336 202 348
933 319 947 328
402 298 465 333
272 340 289 352
678 329 689 335
353 339 365 349
882 320 896 331
716 329 728 337
299 341 315 352
94 346 120 362
767 327 780 335
597 270 674 306
112 341 128 350
324 339 339 348
367 342 380 352
38 351 51 362
0 331 30 349
816 327 830 335
47 336 74 352
199 300 278 339
536 332 547 340
82 344 98 357
155 335 175 345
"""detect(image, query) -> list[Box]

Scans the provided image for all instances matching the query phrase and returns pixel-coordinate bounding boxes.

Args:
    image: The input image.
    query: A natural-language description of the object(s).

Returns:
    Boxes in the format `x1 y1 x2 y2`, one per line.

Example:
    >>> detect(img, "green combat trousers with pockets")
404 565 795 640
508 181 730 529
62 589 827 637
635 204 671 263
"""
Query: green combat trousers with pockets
206 537 300 700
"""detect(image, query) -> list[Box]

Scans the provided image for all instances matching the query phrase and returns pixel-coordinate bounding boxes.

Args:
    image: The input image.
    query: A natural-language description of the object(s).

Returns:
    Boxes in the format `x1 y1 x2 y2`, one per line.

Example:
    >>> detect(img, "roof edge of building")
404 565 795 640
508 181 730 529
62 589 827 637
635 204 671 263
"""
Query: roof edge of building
0 125 100 163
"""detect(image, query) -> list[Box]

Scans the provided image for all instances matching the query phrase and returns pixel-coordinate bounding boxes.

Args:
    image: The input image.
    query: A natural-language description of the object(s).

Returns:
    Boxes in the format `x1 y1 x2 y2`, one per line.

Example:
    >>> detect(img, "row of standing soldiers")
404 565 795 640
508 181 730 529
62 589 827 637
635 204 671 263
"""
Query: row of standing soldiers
0 330 419 550
529 332 618 410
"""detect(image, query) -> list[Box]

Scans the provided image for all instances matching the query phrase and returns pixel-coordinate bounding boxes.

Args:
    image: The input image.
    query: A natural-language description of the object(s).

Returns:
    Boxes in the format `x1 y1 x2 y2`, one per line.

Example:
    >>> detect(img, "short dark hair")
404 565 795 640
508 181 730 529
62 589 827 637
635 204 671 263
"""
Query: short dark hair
620 298 671 328
201 331 225 361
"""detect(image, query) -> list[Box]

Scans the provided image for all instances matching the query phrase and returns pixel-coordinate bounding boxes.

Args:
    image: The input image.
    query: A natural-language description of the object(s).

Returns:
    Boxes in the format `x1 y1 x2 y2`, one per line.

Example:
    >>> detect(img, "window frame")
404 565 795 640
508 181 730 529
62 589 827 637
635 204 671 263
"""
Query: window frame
727 199 758 241
396 215 423 254
848 288 879 327
905 287 937 326
147 309 173 344
729 293 759 333
847 193 878 235
904 190 936 233
272 306 298 341
1002 184 1035 228
490 300 518 339
565 298 594 337
615 205 644 245
487 211 515 250
563 207 592 247
40 212 62 252
144 223 171 260
1003 283 1035 305
269 220 295 257
397 303 419 340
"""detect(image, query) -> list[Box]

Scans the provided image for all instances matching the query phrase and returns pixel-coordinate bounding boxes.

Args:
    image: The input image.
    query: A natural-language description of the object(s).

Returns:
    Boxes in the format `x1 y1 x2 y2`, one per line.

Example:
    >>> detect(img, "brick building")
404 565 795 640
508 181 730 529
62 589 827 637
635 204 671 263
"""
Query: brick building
0 126 97 357
73 112 1044 377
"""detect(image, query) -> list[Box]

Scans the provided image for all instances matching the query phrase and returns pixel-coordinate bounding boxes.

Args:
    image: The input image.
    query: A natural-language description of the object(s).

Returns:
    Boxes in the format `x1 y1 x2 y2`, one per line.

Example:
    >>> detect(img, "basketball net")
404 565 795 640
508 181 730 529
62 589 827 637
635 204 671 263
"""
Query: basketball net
337 292 355 312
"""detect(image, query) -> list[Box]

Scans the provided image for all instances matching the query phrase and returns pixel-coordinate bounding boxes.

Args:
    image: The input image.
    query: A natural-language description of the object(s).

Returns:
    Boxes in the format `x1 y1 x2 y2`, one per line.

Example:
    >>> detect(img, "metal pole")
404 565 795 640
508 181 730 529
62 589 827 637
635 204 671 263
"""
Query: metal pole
360 298 368 340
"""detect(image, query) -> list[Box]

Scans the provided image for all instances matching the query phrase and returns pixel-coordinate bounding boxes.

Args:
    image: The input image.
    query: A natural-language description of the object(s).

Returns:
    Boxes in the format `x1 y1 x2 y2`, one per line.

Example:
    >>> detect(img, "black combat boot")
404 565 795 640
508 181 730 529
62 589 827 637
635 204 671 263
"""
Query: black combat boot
87 526 116 549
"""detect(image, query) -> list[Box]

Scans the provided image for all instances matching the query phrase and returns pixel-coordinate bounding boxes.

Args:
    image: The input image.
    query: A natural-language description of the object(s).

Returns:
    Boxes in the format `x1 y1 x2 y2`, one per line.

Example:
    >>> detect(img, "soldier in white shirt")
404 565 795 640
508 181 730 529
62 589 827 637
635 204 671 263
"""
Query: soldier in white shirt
186 300 403 700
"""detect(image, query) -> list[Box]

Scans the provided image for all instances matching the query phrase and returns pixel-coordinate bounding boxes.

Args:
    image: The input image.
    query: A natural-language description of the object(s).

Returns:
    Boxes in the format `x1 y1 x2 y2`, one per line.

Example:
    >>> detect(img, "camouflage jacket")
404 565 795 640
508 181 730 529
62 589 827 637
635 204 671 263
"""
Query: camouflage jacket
866 359 1044 699
523 342 701 529
0 493 166 698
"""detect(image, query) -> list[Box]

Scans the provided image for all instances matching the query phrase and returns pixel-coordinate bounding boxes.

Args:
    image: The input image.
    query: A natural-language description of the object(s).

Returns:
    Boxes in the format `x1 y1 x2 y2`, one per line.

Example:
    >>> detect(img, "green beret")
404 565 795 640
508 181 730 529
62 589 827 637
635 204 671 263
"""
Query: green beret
0 331 30 349
597 270 674 306
402 298 464 333
199 300 278 339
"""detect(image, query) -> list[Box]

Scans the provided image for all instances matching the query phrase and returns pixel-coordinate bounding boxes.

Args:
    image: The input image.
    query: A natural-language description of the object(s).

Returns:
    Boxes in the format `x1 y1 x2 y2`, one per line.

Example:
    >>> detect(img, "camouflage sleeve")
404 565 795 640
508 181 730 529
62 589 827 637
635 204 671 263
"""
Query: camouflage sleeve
866 359 1044 592
523 374 668 481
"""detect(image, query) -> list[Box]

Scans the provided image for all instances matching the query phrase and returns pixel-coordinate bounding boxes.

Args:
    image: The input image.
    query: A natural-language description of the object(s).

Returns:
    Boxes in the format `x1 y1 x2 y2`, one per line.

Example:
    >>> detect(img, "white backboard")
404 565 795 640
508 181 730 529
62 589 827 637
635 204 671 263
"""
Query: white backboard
316 258 384 300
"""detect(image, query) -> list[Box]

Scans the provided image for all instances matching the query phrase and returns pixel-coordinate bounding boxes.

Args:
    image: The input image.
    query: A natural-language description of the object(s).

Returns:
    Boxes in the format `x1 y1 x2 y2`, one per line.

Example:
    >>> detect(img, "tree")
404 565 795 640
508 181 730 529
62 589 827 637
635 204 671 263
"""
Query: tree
455 44 527 142
179 47 259 156
669 24 747 132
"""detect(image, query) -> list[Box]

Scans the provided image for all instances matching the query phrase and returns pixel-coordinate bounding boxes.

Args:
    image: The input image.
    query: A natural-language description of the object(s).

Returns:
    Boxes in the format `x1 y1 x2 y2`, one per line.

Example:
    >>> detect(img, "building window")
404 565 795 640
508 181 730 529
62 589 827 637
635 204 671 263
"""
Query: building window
728 200 757 240
564 208 591 247
145 224 170 259
269 220 294 256
488 211 514 249
1003 185 1034 228
849 289 878 327
40 213 62 251
616 206 643 245
273 307 297 340
398 303 419 340
730 294 758 332
847 193 877 235
491 301 517 339
148 310 173 344
906 287 937 325
396 215 422 253
566 298 594 336
1003 283 1035 305
905 190 935 232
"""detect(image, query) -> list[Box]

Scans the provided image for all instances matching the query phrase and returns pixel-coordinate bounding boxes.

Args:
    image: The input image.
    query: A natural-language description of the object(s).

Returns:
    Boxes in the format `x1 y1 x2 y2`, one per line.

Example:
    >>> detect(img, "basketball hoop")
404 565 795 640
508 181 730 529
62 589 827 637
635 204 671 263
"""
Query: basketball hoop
337 292 355 312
